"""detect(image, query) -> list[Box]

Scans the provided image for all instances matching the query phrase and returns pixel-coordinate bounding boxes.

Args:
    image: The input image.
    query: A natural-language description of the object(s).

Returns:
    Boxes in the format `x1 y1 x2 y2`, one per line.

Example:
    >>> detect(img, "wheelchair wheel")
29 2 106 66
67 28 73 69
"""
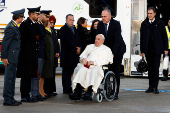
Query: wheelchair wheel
102 71 117 101
96 93 103 103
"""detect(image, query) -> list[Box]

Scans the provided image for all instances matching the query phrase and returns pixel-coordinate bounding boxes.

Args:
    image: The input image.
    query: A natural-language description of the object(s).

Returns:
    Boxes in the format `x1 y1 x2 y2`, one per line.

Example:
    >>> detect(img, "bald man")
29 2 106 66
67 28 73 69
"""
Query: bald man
97 9 126 99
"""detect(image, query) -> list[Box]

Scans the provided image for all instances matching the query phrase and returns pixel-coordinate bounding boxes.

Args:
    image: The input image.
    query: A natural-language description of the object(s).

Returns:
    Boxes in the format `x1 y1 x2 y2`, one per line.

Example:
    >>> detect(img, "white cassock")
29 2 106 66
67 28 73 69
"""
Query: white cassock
72 44 113 93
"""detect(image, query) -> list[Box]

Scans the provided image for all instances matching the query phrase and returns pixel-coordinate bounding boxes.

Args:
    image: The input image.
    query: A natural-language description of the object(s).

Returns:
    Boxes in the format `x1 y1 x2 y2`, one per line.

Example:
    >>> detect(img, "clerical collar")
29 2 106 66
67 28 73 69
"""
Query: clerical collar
149 18 155 24
95 44 103 47
12 20 19 27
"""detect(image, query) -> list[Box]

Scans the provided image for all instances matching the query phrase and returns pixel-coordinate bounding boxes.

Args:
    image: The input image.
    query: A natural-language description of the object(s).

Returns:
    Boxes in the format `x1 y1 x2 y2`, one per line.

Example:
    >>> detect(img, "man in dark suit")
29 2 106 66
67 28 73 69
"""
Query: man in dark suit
2 8 25 106
16 6 40 102
60 14 81 94
97 9 126 99
140 7 168 94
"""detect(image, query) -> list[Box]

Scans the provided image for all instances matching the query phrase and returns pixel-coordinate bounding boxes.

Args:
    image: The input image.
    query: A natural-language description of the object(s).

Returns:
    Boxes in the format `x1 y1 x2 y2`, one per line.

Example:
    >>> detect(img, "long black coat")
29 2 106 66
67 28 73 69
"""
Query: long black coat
60 23 81 68
77 25 91 53
51 27 60 67
140 16 168 54
97 18 126 57
16 17 38 78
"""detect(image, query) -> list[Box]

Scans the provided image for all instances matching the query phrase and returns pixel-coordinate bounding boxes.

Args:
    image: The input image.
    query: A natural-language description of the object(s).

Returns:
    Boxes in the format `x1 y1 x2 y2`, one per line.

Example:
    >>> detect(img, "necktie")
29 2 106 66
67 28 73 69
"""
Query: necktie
104 24 108 36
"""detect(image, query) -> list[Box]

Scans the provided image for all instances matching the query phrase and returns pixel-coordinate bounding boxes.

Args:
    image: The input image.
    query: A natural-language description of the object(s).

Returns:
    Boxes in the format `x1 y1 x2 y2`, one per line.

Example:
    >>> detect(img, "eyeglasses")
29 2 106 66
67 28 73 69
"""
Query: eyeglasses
50 22 55 24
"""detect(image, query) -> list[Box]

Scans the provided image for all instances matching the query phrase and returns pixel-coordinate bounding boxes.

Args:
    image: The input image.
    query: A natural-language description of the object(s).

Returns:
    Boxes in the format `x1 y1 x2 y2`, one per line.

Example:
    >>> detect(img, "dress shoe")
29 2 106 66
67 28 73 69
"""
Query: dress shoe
82 92 92 100
113 92 118 100
69 91 81 100
12 99 22 105
45 93 51 98
145 87 153 93
36 95 46 101
161 76 168 81
50 92 58 96
153 88 159 94
21 97 38 103
3 100 19 106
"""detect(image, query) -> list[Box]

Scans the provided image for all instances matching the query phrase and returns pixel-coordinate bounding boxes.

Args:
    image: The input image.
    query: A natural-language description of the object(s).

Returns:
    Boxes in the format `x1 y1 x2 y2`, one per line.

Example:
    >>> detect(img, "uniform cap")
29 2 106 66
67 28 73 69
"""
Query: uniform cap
40 10 52 18
27 6 41 14
11 8 25 15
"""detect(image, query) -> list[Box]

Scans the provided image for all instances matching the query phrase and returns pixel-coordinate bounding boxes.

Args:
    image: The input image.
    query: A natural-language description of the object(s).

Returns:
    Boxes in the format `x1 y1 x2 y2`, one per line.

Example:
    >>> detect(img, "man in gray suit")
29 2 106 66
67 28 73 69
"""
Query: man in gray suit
1 9 25 106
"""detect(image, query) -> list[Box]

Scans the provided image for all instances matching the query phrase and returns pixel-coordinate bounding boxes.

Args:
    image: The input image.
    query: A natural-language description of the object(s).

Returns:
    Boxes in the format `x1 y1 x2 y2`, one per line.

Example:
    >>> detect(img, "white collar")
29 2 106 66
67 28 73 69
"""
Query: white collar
12 20 19 27
105 21 110 30
29 17 35 23
149 18 155 23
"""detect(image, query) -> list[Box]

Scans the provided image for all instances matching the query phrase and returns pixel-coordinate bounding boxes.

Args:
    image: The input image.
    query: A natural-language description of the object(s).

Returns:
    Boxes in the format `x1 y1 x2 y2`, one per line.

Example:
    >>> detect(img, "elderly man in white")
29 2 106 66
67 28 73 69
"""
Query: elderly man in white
69 34 113 100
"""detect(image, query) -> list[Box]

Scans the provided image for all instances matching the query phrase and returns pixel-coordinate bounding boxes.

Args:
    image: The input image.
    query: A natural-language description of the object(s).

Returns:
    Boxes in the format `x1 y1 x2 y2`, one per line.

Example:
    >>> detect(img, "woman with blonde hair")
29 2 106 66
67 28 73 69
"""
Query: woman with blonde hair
39 20 54 97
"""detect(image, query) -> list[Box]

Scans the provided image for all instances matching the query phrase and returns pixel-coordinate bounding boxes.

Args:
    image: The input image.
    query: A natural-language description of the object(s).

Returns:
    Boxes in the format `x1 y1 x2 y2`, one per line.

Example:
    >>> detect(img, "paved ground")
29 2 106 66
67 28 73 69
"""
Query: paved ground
0 72 170 113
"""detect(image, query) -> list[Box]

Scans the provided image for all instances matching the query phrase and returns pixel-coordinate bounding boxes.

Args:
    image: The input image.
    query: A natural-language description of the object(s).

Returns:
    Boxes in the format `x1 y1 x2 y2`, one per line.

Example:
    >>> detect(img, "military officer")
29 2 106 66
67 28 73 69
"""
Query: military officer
31 10 51 100
2 8 25 106
16 6 40 102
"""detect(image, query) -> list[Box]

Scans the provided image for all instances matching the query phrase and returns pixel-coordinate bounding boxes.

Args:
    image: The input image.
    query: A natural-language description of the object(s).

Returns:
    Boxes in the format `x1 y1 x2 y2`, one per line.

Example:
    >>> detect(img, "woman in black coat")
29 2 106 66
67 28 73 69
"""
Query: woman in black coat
77 17 91 53
90 19 99 44
39 21 54 97
44 15 60 96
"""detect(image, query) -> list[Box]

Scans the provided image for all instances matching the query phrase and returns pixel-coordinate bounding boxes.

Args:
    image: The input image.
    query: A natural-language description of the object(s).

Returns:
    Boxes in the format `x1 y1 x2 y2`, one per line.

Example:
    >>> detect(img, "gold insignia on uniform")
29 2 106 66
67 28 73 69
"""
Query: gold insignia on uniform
12 22 17 26
37 21 41 24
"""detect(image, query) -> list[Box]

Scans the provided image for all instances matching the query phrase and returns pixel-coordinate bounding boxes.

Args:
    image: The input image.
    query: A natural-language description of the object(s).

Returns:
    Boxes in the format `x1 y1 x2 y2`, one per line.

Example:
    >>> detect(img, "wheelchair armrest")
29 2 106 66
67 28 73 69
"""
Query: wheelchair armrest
102 64 111 70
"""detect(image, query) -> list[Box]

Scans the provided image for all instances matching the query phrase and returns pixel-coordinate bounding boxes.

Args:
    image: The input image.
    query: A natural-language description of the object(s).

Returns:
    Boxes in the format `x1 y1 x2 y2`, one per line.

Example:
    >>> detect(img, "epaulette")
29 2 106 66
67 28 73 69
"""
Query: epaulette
37 21 41 24
12 21 17 26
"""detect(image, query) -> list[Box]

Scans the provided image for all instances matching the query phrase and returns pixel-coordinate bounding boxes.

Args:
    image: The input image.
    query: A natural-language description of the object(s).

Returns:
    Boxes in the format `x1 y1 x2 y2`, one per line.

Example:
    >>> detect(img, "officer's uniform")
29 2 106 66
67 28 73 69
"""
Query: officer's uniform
16 6 40 102
31 18 45 99
2 9 25 105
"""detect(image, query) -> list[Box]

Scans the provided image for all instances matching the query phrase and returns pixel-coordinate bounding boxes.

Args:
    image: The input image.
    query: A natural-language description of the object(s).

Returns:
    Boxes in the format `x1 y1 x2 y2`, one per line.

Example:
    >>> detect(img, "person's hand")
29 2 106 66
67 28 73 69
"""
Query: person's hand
2 59 9 67
55 53 59 58
88 61 94 66
82 58 87 65
141 53 145 57
76 47 81 54
164 51 168 55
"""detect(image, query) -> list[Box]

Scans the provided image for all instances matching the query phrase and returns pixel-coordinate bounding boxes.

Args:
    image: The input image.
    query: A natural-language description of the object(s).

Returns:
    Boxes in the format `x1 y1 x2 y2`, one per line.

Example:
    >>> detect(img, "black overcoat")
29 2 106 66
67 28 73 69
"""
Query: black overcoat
51 27 60 67
16 17 38 78
60 23 81 68
140 16 168 54
97 18 126 57
77 25 91 53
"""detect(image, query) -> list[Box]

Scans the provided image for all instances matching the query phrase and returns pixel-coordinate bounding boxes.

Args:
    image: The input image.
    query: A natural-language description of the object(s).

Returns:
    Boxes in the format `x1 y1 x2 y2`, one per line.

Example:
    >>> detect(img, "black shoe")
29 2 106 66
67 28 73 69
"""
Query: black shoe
12 99 22 105
161 76 168 81
153 88 159 94
69 91 81 100
50 93 58 96
145 87 153 93
113 92 118 100
36 95 46 101
45 93 51 98
3 100 19 106
82 92 92 100
21 97 38 103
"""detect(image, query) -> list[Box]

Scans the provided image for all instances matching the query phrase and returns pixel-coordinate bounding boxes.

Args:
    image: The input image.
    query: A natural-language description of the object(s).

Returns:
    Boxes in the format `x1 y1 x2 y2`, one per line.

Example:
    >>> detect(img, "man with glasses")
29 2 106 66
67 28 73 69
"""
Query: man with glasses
140 7 168 94
16 6 41 102
2 8 25 106
60 14 81 95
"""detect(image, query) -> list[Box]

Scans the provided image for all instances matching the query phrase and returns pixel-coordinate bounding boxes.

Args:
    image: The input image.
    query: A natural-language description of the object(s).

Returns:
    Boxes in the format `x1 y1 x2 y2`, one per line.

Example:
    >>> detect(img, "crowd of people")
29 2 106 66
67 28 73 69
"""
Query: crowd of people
1 6 169 107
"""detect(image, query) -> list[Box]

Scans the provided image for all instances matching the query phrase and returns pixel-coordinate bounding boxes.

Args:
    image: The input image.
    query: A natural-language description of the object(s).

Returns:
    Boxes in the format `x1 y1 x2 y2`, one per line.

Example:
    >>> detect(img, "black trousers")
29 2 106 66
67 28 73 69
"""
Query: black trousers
44 67 56 94
145 53 161 88
62 67 75 94
111 55 123 94
20 78 31 98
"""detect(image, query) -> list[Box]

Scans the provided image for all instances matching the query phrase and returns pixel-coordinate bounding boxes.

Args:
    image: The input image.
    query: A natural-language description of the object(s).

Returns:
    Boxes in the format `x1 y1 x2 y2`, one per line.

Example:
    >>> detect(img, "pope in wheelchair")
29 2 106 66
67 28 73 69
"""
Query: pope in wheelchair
69 34 113 101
